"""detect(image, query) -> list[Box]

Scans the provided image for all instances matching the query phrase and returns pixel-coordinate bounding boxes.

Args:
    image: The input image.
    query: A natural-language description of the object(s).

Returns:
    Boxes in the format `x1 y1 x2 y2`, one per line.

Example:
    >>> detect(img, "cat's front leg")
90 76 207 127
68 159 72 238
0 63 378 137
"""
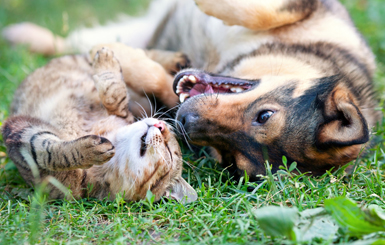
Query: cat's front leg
92 47 134 122
3 116 115 172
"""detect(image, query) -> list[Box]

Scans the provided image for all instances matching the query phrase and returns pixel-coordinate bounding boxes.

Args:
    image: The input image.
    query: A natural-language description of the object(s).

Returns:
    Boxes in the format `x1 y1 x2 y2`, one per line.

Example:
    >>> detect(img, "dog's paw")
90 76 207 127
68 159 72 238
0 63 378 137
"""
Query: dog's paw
169 52 191 75
194 0 217 19
194 0 241 27
2 22 63 55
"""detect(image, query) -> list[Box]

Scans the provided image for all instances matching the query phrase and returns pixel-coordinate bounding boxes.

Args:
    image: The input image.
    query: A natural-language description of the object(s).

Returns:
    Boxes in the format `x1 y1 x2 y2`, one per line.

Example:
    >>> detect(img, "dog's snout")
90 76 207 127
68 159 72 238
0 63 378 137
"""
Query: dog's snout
178 112 199 132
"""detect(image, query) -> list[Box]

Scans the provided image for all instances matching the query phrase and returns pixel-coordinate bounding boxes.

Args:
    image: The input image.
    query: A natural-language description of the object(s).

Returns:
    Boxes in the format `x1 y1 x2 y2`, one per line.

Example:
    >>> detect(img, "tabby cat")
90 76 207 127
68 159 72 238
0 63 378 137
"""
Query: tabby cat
2 47 197 203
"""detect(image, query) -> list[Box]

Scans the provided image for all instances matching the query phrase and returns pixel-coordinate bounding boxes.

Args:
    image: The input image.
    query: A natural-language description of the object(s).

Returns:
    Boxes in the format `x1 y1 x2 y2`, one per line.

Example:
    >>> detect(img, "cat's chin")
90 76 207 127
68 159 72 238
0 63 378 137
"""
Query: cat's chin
99 118 179 199
89 118 196 203
111 118 173 165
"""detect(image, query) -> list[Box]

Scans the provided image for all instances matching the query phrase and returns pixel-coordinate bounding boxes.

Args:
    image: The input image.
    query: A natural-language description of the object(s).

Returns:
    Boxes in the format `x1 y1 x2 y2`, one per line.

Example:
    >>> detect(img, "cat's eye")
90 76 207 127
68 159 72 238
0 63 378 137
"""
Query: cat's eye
253 110 275 125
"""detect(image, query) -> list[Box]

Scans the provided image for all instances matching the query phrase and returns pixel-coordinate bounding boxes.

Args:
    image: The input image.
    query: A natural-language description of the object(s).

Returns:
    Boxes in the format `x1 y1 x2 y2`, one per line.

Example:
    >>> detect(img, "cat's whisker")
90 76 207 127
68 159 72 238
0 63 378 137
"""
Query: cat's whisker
142 91 154 117
135 101 149 119
152 93 158 118
172 118 190 139
172 120 194 152
152 105 169 118
155 104 181 119
182 158 195 170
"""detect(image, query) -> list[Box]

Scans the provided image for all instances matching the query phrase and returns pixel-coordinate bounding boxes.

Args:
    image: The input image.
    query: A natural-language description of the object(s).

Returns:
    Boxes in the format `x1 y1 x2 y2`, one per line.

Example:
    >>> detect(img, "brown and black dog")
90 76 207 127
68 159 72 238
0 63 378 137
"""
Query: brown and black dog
3 0 381 180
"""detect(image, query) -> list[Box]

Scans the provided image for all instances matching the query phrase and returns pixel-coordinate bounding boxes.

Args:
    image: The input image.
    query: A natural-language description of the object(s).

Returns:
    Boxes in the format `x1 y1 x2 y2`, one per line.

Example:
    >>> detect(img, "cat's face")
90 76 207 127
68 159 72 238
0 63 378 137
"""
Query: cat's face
109 118 197 203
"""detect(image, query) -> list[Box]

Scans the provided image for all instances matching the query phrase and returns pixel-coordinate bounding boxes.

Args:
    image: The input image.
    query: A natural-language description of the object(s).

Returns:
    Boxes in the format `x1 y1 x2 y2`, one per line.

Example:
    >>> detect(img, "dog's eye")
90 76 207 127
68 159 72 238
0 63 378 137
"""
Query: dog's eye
255 110 274 125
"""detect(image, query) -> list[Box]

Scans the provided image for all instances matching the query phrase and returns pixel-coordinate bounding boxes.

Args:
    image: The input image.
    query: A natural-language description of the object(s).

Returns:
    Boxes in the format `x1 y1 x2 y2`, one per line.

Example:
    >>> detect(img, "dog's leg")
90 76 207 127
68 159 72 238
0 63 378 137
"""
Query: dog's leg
2 0 177 55
145 50 191 75
90 43 179 108
194 0 318 30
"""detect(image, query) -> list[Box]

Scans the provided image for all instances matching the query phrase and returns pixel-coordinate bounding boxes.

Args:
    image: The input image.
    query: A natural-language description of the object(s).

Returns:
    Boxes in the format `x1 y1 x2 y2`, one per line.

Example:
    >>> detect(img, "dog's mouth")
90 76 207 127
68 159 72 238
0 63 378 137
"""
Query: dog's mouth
173 71 256 102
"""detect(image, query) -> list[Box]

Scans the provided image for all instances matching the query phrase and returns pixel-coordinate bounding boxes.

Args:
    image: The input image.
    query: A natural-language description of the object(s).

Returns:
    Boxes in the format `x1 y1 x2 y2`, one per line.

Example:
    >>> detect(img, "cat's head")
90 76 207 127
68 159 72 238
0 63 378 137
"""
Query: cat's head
110 118 197 203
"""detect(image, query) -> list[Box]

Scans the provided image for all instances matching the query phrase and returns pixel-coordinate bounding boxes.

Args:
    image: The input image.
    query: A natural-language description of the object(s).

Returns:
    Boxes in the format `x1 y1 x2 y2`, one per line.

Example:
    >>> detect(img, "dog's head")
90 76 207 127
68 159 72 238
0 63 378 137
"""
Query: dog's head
174 69 369 180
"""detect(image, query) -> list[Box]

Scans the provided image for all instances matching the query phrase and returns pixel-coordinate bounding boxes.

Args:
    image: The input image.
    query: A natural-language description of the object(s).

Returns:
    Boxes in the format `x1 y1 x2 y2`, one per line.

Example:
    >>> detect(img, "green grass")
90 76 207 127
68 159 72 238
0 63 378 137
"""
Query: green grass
0 0 385 244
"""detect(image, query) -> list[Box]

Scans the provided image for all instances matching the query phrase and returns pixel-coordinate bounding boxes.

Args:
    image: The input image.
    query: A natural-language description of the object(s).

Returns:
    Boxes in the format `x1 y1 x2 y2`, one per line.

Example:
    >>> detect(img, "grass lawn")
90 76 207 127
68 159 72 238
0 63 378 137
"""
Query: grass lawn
1 0 385 244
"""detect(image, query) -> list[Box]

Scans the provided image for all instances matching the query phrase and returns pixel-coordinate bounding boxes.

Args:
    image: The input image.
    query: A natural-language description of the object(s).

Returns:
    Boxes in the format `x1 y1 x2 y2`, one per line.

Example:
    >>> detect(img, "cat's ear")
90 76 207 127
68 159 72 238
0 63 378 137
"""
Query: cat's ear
166 178 197 204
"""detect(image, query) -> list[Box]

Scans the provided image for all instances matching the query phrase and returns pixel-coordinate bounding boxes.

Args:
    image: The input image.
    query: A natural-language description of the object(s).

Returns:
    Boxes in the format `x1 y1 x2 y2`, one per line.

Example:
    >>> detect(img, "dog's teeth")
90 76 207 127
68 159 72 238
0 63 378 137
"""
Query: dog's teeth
222 85 230 89
230 87 244 93
188 75 197 83
179 93 189 103
176 83 184 93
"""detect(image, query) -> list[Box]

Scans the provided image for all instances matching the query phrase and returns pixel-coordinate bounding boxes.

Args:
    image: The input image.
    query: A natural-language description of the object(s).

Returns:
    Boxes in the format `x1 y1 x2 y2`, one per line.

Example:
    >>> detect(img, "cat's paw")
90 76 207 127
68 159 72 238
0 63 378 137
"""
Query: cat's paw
77 135 115 167
92 48 130 118
92 47 121 74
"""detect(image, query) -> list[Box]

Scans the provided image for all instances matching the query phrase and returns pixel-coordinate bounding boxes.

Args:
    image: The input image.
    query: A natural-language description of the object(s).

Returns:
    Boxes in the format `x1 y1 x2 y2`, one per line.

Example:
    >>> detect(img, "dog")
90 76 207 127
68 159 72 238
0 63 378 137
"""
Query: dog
3 0 381 180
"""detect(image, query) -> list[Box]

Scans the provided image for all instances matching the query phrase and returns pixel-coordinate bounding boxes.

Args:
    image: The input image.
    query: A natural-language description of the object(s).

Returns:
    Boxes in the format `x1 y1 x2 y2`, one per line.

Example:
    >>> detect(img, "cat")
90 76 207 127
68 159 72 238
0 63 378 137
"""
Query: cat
2 47 197 203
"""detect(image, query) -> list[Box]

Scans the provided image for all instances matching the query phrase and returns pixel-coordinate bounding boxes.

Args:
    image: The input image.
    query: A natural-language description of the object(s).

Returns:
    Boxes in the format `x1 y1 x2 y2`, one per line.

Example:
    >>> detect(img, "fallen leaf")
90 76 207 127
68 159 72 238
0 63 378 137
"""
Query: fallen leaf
324 197 385 237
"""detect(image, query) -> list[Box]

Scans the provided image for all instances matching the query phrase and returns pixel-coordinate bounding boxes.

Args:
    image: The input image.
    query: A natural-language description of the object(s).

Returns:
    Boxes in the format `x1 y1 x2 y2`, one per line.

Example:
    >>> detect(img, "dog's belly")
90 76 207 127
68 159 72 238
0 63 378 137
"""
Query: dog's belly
150 0 274 73
149 0 374 76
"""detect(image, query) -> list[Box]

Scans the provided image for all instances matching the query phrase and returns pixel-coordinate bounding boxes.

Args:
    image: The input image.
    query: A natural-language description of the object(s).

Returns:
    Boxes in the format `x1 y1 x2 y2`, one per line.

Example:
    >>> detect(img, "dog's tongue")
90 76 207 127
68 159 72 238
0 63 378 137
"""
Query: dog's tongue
190 84 214 97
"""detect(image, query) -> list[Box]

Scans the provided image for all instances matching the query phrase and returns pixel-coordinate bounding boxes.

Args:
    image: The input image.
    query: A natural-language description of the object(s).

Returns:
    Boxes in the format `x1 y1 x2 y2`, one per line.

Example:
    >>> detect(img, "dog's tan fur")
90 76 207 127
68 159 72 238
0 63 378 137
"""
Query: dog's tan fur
2 0 381 180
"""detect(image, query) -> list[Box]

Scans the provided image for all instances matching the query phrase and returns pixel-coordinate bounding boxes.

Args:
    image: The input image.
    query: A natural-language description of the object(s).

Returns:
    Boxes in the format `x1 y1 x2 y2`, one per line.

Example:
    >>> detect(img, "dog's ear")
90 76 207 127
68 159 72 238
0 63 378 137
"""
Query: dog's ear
316 85 369 148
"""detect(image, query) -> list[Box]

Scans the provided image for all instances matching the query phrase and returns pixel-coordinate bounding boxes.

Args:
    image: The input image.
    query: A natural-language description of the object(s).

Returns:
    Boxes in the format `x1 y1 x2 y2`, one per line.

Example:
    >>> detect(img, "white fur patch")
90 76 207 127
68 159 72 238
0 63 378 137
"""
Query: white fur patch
105 118 164 176
65 0 178 52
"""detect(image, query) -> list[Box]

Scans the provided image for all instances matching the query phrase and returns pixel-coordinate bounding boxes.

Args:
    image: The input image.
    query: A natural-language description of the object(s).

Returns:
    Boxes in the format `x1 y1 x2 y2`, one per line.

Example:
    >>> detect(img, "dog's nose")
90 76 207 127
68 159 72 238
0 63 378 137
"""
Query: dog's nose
178 112 199 132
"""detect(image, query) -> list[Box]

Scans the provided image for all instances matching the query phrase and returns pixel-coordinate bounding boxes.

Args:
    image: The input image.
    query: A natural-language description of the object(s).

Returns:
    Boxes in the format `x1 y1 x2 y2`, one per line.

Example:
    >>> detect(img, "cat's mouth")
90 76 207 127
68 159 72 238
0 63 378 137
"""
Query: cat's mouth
140 133 147 157
139 127 172 160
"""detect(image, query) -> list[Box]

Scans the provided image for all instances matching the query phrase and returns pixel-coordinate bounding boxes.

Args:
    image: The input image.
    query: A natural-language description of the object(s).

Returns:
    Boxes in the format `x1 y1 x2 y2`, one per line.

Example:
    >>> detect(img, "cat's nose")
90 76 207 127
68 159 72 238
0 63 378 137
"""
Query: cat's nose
153 121 165 132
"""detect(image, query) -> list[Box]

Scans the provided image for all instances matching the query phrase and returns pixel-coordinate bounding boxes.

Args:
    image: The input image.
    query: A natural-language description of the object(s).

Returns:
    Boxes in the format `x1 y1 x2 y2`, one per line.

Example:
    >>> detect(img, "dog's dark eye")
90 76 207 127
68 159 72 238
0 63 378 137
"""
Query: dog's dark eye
255 110 274 124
